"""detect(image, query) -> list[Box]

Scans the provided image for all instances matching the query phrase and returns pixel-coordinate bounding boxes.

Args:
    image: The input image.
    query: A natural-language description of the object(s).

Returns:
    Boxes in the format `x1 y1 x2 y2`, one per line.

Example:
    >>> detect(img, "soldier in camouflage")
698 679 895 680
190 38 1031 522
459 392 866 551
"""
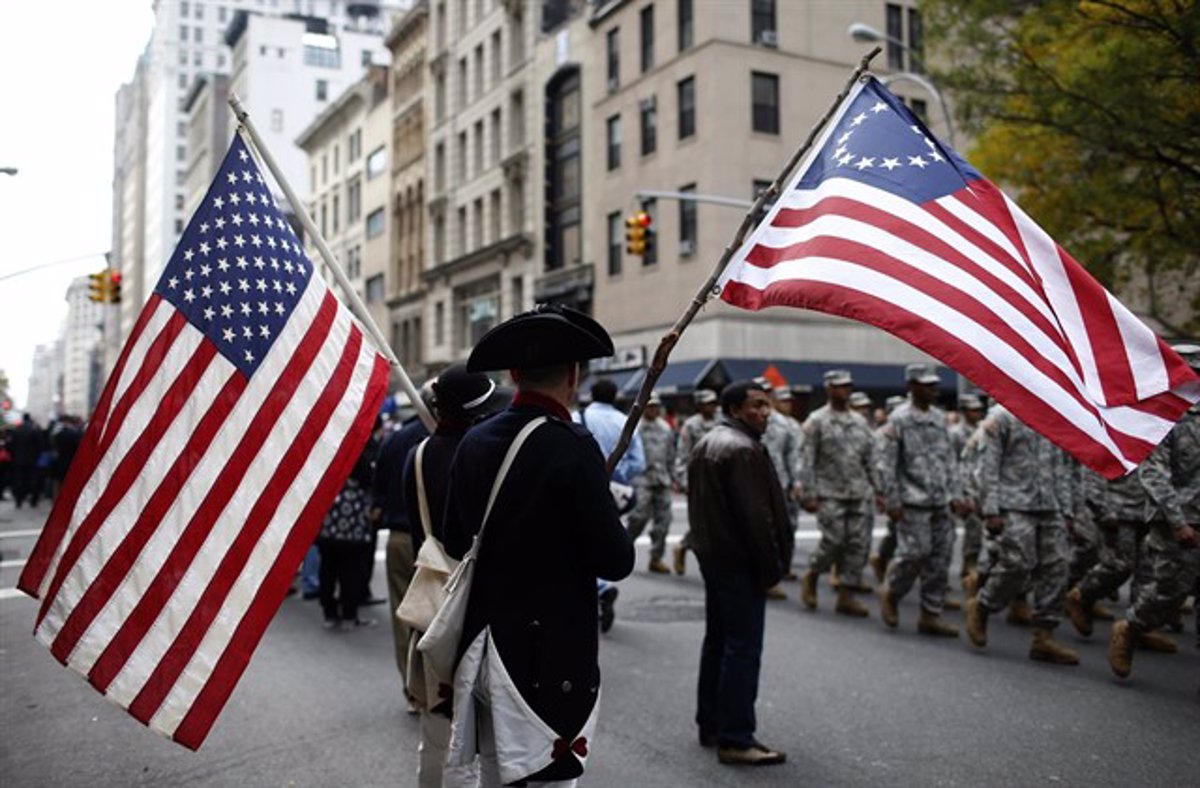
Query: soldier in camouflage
877 364 965 637
964 405 1080 664
672 389 720 576
1108 344 1200 677
845 390 877 591
798 370 880 618
1065 466 1108 608
949 395 986 585
868 395 908 583
763 386 804 585
627 393 678 574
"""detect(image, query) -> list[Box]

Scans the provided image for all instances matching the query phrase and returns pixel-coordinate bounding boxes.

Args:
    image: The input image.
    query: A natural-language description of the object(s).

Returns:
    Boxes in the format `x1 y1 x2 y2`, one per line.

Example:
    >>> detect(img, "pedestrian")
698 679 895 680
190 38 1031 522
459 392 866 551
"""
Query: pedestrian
9 413 46 509
964 405 1080 664
876 364 965 637
625 393 676 574
402 363 509 788
688 380 791 766
373 382 433 707
315 442 381 630
442 304 634 786
1108 344 1200 678
798 370 879 617
672 389 720 576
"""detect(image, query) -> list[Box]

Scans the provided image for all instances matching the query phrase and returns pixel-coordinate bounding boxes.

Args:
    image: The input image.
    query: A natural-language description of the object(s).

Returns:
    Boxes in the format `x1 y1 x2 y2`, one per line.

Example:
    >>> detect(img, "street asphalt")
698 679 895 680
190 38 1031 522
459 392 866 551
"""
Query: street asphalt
1 495 1197 787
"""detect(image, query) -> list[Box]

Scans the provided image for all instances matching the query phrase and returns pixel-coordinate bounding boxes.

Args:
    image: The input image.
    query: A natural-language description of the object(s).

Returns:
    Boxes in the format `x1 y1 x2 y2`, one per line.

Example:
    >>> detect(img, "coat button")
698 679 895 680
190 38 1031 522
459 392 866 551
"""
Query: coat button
529 620 540 628
561 680 572 693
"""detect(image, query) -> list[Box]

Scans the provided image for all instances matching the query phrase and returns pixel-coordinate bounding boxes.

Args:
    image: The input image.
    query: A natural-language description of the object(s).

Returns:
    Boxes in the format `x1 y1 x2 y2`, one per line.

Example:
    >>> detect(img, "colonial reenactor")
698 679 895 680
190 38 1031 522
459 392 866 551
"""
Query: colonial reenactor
877 364 965 637
626 393 678 573
1108 344 1200 678
965 405 1080 664
672 389 720 576
798 369 880 617
442 304 635 786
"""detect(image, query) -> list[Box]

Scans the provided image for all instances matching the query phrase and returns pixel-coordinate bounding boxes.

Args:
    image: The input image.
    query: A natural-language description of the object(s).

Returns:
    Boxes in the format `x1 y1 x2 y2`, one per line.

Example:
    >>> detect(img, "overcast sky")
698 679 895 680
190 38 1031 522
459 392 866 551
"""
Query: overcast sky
0 1 155 411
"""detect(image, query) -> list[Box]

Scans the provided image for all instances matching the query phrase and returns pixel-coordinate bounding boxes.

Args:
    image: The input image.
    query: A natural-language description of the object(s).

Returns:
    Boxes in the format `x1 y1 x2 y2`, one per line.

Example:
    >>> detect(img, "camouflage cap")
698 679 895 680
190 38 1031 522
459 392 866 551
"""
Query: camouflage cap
647 392 663 406
959 393 984 411
885 394 907 413
823 369 853 386
774 386 794 401
905 363 941 385
1172 343 1200 370
693 389 718 404
848 391 871 408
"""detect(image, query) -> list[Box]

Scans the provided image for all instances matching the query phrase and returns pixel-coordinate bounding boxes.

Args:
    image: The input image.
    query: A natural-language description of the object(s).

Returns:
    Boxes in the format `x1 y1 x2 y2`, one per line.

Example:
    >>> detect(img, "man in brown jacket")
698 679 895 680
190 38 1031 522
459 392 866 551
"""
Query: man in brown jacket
688 380 793 767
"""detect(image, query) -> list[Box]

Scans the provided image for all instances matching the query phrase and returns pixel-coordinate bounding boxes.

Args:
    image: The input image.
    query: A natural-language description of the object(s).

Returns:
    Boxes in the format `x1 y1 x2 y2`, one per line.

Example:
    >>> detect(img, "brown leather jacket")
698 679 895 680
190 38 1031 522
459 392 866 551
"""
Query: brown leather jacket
686 417 793 589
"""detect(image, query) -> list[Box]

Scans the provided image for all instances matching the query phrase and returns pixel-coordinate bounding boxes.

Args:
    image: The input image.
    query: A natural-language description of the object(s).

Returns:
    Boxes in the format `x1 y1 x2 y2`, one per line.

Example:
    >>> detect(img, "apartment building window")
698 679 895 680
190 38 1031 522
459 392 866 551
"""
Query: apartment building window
606 114 621 170
304 43 341 68
510 89 525 148
348 129 362 161
679 183 697 251
366 274 384 303
348 177 362 222
320 202 328 238
435 300 445 345
491 30 502 85
219 6 227 22
908 7 924 72
474 45 484 100
910 98 928 121
179 52 188 66
434 215 446 264
457 131 467 182
607 211 622 276
886 4 903 70
509 12 525 67
366 208 385 239
473 120 484 176
473 197 484 249
457 206 467 256
316 79 328 101
194 3 202 19
179 73 188 89
367 146 387 179
435 71 446 121
641 198 658 266
458 58 468 109
678 0 693 51
509 179 524 233
193 52 203 67
322 153 328 184
362 49 373 67
332 194 340 234
751 0 776 46
606 28 619 91
181 1 189 15
177 145 186 162
546 70 581 272
332 144 339 175
180 25 188 41
640 5 654 73
434 143 446 192
194 27 203 44
457 277 500 349
436 2 446 49
458 0 468 36
640 96 657 155
490 189 502 241
490 108 502 165
752 71 780 134
677 76 695 139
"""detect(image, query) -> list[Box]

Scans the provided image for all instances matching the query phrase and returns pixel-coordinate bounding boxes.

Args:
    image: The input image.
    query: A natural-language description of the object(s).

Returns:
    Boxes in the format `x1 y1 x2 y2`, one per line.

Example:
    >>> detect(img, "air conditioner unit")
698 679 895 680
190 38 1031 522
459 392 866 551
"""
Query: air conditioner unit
679 239 696 257
758 30 779 48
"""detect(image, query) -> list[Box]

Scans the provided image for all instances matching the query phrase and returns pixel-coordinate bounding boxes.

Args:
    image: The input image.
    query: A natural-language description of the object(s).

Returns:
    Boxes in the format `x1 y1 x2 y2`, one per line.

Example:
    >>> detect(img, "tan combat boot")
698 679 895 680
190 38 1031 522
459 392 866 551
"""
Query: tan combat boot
943 593 962 611
835 587 870 618
648 559 670 574
869 554 888 584
1108 619 1135 678
918 610 960 638
766 584 788 600
1029 628 1080 665
965 597 989 648
961 569 981 600
1065 586 1094 637
829 566 842 591
800 570 818 610
672 543 687 576
1006 599 1033 626
878 587 899 629
1137 630 1179 654
1090 601 1115 621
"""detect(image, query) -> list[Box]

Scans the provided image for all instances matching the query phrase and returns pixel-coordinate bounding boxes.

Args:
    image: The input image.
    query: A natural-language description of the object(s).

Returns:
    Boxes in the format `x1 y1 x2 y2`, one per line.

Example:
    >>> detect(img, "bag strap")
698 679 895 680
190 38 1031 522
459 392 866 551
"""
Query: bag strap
476 416 548 544
413 438 434 541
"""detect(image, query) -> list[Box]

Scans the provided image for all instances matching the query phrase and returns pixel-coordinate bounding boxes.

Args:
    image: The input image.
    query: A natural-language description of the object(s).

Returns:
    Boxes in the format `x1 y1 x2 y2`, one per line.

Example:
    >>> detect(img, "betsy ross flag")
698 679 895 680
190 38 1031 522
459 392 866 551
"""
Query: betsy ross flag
17 133 389 749
719 76 1199 478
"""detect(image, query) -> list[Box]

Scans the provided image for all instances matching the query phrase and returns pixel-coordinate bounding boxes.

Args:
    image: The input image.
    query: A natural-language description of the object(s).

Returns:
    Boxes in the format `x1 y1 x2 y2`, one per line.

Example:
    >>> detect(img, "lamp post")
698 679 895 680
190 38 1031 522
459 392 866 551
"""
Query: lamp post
847 22 956 147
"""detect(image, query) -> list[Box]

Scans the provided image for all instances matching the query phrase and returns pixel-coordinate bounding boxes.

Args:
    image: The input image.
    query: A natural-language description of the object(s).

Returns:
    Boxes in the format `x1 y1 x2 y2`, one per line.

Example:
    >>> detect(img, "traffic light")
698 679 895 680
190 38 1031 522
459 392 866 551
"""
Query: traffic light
625 210 652 256
88 270 109 303
109 271 122 303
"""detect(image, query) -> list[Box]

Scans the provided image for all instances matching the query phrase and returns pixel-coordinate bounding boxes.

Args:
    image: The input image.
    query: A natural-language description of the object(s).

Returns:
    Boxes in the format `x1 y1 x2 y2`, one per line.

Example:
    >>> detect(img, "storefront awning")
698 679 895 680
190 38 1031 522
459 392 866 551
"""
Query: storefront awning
621 358 719 396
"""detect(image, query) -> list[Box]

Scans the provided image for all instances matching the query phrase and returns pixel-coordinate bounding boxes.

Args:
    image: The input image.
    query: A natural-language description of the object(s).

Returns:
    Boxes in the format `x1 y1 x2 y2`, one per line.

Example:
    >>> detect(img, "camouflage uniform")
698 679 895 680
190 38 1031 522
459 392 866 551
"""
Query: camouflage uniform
949 419 984 574
1131 404 1199 633
975 407 1073 629
959 423 988 574
763 408 804 535
1067 466 1106 588
879 402 961 614
801 405 879 586
1074 467 1150 608
627 416 677 562
674 411 719 554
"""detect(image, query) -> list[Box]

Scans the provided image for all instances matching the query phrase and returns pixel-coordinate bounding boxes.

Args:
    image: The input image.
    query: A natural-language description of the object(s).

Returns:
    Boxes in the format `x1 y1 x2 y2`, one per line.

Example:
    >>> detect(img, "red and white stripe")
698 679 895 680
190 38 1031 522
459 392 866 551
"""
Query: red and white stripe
721 136 1198 478
17 274 388 749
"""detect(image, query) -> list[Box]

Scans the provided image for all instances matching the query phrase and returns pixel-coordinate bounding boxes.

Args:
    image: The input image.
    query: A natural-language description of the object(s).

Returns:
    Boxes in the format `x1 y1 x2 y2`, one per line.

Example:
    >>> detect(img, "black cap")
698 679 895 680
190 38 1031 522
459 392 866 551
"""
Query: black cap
467 303 614 372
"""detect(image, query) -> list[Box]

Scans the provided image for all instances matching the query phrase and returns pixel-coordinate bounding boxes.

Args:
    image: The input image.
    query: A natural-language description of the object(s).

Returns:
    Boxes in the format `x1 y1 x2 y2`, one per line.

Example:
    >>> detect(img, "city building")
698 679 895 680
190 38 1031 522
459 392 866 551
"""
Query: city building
584 0 949 408
60 277 106 418
112 53 150 362
181 73 232 219
24 341 63 425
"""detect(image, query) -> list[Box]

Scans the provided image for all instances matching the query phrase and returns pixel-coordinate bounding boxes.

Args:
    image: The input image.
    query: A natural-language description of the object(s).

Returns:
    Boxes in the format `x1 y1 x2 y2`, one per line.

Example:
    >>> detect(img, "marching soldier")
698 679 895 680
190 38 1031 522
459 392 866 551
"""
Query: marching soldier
1108 344 1200 677
950 395 986 585
762 384 804 588
846 391 877 591
965 405 1080 664
798 370 880 617
868 395 908 582
877 364 965 637
672 389 720 576
627 393 677 573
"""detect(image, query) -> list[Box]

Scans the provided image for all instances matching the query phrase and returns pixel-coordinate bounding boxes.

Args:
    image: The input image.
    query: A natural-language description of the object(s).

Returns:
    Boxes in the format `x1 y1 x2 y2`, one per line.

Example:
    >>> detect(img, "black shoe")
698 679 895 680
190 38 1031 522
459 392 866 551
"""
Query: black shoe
599 586 619 633
717 742 786 766
699 731 719 748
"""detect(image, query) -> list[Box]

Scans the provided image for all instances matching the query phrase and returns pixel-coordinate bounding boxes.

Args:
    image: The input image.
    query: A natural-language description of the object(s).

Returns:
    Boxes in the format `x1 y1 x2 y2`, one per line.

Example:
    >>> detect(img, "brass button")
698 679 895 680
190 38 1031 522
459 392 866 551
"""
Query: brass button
561 680 572 693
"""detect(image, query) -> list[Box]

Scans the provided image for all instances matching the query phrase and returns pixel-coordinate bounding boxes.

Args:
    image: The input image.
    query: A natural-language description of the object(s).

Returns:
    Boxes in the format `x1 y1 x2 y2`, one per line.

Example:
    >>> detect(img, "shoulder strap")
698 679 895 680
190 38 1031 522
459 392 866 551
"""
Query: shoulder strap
476 416 548 543
413 438 433 540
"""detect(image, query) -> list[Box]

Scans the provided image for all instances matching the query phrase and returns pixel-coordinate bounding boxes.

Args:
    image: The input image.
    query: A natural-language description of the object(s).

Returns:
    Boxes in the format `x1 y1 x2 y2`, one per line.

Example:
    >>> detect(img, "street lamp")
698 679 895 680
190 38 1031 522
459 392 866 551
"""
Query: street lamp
0 167 18 176
847 22 956 147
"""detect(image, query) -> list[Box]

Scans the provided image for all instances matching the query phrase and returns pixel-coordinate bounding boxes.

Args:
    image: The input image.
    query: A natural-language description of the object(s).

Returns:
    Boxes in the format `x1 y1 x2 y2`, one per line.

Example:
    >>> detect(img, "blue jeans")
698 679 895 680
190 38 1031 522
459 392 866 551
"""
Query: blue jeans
696 565 766 748
302 544 321 595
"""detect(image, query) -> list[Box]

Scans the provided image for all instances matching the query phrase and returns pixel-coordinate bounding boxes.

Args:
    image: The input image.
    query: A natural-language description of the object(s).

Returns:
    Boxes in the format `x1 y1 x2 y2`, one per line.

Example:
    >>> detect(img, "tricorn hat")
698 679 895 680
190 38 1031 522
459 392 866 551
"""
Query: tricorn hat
467 303 614 372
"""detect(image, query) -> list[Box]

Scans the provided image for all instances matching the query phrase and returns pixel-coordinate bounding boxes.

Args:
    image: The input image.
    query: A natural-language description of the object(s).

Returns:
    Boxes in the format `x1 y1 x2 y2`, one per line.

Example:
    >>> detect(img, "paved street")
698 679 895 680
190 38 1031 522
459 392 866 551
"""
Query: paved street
2 495 1197 787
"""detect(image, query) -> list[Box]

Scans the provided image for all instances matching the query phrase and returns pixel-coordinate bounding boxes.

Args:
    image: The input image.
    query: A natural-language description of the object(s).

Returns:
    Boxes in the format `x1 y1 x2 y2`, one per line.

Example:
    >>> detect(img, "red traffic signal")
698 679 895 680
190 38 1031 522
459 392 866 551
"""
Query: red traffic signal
625 210 652 256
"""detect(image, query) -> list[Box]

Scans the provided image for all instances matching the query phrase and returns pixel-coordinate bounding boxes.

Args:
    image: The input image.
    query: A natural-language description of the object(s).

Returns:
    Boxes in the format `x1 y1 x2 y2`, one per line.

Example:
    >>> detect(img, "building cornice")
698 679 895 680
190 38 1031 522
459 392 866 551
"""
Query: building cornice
421 233 533 282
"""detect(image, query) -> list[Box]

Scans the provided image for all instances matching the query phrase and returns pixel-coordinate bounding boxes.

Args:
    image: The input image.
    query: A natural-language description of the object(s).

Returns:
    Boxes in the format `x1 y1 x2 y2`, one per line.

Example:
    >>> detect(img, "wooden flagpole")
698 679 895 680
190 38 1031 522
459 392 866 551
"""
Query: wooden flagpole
227 93 436 432
604 48 881 475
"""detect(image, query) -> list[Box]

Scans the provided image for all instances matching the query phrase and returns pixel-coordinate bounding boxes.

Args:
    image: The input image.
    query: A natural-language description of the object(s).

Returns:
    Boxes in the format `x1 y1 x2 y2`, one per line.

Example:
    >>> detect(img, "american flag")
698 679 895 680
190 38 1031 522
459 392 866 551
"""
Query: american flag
17 133 389 749
719 77 1199 478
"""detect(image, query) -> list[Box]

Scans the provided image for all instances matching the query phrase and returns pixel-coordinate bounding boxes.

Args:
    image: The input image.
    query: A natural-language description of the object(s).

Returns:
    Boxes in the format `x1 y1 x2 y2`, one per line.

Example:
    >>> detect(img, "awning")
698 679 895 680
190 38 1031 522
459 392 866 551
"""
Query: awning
589 367 643 395
621 358 719 396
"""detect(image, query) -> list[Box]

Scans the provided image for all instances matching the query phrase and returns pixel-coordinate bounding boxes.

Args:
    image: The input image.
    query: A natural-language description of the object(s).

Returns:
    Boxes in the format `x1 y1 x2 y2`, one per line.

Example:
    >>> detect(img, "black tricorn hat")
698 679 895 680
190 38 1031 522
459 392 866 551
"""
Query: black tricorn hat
467 303 614 372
